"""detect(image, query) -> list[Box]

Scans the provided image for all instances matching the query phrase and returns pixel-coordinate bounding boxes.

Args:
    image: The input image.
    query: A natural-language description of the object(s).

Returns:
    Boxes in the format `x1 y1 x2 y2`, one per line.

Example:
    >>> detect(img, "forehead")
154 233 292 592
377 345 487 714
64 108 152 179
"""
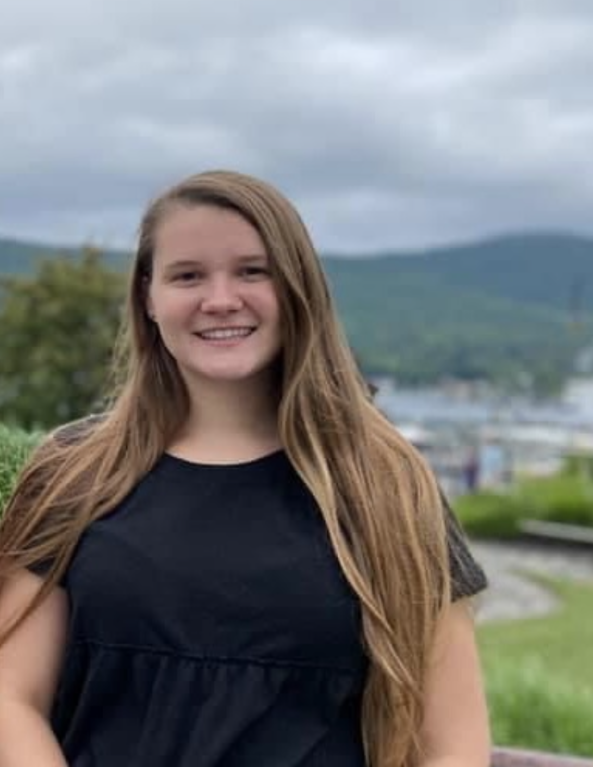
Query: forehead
153 204 266 263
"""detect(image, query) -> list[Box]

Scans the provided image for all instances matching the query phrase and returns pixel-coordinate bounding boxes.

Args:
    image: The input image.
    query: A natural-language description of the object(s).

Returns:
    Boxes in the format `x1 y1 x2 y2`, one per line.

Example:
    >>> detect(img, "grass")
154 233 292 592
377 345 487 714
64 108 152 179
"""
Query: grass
478 574 593 755
485 660 593 755
479 574 593 691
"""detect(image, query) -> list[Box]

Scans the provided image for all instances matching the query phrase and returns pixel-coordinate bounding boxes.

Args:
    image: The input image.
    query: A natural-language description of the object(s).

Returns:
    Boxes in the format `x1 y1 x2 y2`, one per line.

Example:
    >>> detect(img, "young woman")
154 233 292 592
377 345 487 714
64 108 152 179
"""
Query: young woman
0 170 490 767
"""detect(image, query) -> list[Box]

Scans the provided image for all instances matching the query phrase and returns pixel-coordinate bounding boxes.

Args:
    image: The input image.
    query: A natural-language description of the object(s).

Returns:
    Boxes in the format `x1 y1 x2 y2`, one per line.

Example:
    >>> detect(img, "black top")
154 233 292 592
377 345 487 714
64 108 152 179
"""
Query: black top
40 450 486 767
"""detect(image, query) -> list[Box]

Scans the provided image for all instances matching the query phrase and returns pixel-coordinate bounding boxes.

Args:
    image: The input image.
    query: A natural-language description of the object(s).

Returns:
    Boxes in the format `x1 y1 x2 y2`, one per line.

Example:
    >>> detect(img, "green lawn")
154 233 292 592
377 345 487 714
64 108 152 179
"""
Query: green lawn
478 574 593 755
479 574 593 691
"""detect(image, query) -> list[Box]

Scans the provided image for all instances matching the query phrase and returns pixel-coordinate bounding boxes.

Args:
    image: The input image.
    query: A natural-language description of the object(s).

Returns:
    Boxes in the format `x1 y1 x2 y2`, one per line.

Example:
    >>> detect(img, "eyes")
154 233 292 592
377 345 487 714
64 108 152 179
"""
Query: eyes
240 265 270 279
172 270 201 283
170 265 270 284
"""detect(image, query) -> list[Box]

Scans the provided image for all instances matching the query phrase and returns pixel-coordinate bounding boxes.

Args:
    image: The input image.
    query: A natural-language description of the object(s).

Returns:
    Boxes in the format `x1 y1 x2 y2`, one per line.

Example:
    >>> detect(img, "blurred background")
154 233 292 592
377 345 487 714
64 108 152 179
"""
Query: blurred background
1 0 592 759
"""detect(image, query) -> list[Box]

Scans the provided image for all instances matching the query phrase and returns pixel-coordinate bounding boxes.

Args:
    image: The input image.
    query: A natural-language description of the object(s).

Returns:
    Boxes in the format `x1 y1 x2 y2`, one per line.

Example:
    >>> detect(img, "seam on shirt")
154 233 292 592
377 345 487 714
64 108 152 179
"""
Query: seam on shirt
70 637 366 677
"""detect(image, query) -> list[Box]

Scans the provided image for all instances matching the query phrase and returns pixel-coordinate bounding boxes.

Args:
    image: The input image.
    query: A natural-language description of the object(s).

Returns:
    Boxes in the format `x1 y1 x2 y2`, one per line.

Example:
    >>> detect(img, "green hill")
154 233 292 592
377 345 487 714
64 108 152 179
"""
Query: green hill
1 232 591 393
322 232 593 315
0 239 130 276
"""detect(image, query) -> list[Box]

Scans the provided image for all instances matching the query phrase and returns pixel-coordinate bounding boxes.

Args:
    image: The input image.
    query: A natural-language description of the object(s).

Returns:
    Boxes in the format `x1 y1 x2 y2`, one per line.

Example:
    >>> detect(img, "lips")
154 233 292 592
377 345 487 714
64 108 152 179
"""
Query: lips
195 327 256 340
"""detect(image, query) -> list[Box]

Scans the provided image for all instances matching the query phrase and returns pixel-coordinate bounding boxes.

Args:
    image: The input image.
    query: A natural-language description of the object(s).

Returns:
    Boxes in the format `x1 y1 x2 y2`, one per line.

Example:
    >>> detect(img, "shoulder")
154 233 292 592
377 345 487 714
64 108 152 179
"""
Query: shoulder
12 413 109 488
51 413 109 448
27 413 109 465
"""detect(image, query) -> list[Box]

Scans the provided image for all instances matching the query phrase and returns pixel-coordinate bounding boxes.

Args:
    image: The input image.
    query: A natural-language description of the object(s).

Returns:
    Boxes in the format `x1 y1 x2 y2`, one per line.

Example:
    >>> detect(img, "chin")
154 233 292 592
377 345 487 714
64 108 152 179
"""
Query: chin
189 366 269 384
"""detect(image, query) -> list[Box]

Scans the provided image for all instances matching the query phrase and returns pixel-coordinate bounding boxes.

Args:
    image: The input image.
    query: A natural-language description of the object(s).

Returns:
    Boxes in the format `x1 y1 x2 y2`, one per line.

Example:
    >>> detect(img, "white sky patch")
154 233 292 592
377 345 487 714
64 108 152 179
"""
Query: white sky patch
0 0 592 251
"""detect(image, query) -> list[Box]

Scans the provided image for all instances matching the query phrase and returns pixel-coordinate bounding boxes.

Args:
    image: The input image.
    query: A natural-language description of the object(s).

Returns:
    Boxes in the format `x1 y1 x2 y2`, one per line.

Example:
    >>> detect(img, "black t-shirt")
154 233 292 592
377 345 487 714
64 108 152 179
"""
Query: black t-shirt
38 450 486 767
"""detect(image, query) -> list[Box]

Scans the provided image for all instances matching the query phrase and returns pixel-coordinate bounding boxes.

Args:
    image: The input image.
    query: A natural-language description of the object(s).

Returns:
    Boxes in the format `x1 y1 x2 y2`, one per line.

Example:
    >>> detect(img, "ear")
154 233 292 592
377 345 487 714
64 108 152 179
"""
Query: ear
143 275 155 321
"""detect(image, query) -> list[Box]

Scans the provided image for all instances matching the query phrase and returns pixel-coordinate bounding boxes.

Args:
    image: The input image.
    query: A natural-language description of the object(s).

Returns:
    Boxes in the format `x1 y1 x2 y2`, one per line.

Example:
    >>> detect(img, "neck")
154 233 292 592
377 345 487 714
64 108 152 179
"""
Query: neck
170 374 281 461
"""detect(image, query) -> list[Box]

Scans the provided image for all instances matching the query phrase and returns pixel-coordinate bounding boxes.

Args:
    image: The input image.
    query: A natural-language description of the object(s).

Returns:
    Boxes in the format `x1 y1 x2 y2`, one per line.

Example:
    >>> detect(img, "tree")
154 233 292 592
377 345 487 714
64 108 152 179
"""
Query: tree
0 249 125 430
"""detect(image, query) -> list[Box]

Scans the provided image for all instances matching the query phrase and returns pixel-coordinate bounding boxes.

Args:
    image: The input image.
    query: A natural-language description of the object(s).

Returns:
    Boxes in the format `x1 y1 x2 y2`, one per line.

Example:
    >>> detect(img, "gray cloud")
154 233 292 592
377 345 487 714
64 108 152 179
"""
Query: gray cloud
1 0 592 252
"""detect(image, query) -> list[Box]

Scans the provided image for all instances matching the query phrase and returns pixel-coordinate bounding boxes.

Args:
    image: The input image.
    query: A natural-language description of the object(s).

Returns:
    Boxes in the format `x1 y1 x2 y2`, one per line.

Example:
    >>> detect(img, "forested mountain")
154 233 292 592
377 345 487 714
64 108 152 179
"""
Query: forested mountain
329 233 591 315
2 232 592 393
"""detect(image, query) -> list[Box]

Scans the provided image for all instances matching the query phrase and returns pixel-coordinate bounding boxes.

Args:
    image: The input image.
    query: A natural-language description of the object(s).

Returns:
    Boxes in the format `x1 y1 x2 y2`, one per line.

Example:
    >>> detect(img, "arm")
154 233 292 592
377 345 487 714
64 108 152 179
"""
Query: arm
0 569 69 766
420 601 491 767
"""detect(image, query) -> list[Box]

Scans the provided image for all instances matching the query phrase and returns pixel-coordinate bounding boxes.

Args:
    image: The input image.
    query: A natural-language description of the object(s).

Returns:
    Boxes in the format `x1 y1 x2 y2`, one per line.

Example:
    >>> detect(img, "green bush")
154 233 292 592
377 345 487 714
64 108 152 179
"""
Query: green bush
455 465 593 538
453 491 535 538
517 473 593 527
562 451 593 478
486 658 593 756
0 424 42 516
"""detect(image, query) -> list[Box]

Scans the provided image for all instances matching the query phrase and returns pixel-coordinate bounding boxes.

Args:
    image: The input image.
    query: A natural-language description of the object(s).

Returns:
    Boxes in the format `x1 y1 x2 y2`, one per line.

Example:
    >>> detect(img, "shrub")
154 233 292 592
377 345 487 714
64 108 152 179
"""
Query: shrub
455 467 593 538
453 491 535 539
0 424 42 516
517 473 593 527
562 451 593 478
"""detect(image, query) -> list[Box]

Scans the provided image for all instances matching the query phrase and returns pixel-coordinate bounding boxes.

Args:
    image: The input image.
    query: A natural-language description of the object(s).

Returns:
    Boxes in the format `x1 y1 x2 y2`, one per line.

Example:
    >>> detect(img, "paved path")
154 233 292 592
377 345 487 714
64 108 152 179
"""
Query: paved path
470 541 593 623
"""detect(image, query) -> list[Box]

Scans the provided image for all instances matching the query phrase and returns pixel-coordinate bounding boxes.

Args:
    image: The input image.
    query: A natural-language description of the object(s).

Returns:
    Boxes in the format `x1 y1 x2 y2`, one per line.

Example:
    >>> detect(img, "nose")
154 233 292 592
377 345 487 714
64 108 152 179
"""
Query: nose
199 275 243 314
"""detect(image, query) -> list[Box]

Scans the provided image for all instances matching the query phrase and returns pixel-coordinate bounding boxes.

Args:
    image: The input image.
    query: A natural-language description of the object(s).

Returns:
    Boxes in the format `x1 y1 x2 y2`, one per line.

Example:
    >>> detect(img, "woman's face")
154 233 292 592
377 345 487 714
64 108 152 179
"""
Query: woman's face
146 204 282 389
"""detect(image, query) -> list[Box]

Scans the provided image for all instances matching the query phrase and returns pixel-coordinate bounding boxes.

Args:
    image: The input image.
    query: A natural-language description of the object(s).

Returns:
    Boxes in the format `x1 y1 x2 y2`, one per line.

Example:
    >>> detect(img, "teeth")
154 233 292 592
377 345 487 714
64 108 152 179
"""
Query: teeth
199 328 253 340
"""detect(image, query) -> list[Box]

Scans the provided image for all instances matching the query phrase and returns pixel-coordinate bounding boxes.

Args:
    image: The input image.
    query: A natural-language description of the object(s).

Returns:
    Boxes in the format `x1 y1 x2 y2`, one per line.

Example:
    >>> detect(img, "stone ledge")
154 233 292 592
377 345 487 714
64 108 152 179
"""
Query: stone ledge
492 747 593 767
519 519 593 546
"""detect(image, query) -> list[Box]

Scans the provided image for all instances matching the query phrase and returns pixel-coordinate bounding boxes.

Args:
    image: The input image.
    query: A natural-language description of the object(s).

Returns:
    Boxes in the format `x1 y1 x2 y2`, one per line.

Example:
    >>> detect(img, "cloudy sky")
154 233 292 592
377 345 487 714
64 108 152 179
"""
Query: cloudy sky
1 0 592 253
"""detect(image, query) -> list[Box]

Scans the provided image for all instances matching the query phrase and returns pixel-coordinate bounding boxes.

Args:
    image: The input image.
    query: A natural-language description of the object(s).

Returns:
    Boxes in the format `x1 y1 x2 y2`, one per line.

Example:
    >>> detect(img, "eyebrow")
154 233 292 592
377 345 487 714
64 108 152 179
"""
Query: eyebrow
235 254 268 262
164 254 268 270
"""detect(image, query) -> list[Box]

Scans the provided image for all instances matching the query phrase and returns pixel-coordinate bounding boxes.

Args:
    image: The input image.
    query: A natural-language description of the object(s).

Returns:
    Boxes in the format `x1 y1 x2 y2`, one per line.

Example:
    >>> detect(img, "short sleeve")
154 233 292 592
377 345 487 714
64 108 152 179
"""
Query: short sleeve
442 493 488 601
18 526 66 585
27 552 59 581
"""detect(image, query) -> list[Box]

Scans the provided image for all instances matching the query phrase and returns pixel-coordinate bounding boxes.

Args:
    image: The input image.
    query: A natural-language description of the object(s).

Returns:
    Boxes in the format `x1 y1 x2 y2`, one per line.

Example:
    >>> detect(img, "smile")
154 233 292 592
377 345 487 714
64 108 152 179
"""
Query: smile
195 327 256 340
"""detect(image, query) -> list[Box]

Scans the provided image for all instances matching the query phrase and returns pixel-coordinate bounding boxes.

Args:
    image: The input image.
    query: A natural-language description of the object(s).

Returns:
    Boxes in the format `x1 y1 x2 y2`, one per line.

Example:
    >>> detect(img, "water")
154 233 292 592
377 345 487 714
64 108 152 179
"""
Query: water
373 379 593 430
371 377 593 495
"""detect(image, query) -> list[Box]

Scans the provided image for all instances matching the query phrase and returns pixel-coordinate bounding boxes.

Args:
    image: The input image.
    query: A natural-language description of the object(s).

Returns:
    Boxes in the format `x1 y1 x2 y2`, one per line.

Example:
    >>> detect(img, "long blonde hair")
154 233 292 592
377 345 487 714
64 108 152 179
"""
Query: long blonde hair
0 170 450 767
